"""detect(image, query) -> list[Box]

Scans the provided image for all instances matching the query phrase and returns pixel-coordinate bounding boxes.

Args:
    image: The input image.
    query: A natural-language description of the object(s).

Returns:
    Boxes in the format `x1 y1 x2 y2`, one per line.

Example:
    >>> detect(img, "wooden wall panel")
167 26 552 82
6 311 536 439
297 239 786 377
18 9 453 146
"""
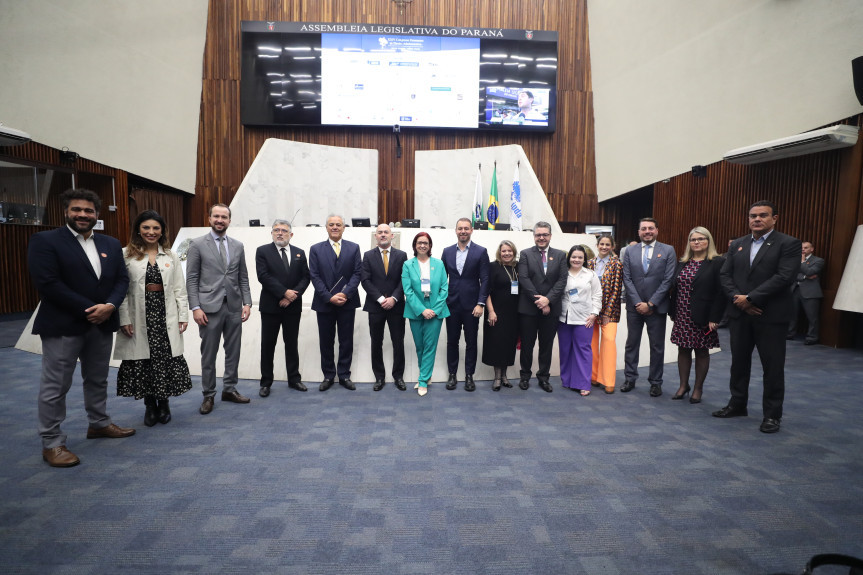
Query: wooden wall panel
191 0 598 227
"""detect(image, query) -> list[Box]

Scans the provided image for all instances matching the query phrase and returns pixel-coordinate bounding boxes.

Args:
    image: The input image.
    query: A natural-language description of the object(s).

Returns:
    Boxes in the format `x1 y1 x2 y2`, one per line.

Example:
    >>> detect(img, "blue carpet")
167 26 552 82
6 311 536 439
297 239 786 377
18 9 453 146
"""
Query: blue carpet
0 322 861 574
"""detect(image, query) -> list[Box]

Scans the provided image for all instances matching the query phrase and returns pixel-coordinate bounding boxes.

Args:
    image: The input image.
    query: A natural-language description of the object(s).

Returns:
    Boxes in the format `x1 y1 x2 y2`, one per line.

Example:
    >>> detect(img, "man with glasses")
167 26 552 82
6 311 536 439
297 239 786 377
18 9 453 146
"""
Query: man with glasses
255 220 310 397
621 217 677 397
516 222 568 392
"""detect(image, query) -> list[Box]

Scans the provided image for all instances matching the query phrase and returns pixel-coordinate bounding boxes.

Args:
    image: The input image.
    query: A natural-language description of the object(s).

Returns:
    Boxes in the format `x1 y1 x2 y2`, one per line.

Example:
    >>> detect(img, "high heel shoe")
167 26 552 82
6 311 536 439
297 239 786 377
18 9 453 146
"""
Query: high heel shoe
671 385 691 400
689 395 702 404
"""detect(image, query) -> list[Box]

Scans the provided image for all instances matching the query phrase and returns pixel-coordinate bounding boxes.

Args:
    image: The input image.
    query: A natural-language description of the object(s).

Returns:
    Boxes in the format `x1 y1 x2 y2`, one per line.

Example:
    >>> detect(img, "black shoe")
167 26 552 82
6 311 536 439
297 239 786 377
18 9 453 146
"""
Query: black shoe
259 386 270 397
288 381 308 392
320 379 334 392
492 379 501 392
538 380 553 393
373 379 386 391
712 404 748 418
689 395 701 404
760 418 781 433
157 398 171 424
394 378 406 391
143 396 158 427
339 378 355 391
446 374 458 390
621 381 635 393
464 374 476 392
519 377 530 390
649 384 662 397
786 335 795 340
804 340 818 346
671 385 690 400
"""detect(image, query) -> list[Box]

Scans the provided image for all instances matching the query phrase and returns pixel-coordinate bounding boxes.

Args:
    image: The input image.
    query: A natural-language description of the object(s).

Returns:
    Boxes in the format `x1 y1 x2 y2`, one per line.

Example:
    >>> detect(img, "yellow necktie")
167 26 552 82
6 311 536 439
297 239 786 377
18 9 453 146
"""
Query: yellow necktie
333 241 340 257
382 249 389 274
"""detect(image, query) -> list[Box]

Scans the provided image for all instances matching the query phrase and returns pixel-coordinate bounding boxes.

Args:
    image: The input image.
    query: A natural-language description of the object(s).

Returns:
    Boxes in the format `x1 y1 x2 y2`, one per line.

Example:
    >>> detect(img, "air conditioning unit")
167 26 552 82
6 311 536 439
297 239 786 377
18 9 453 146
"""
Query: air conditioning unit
723 125 859 165
0 124 32 147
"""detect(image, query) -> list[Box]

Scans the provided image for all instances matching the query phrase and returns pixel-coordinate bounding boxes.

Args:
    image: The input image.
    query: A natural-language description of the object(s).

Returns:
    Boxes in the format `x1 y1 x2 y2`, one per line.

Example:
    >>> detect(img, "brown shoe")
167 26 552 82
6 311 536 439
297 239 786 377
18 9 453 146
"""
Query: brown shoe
42 446 80 467
200 396 214 414
221 390 251 404
86 423 136 439
604 386 615 394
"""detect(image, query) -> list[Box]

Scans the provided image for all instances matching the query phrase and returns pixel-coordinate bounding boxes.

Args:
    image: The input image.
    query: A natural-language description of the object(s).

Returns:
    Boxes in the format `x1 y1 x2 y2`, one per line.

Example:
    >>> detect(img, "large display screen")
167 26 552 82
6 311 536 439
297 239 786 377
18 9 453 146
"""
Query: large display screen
240 22 558 133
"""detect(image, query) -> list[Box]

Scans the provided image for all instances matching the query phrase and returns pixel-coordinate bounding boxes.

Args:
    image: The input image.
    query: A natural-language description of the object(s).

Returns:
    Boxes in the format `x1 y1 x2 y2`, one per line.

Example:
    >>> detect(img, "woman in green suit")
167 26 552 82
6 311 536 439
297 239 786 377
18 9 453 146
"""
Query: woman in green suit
402 232 450 396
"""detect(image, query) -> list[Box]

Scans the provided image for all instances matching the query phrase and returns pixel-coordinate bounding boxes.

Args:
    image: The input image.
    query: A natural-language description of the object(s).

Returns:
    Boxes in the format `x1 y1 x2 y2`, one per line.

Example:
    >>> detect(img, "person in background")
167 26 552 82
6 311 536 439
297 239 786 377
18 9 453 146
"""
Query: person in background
28 188 134 467
115 210 192 425
668 227 725 404
402 232 450 396
787 241 825 345
558 245 603 395
482 240 521 391
586 234 623 394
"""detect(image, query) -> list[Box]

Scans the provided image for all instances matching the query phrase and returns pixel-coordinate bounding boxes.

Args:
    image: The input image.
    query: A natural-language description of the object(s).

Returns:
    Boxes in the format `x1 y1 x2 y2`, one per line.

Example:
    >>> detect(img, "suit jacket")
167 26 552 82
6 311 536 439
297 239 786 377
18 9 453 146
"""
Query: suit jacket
114 247 188 360
28 226 129 336
622 241 677 314
361 246 407 315
185 233 252 314
516 245 568 316
720 231 801 324
586 255 623 322
793 255 825 299
308 238 362 312
441 242 490 312
401 257 450 320
255 242 310 315
669 256 726 327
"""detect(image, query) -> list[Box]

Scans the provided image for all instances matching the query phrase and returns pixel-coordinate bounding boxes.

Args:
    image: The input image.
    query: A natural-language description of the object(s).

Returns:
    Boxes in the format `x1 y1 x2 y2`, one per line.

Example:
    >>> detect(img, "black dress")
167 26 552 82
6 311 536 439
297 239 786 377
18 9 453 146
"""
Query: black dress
117 262 193 400
482 262 520 366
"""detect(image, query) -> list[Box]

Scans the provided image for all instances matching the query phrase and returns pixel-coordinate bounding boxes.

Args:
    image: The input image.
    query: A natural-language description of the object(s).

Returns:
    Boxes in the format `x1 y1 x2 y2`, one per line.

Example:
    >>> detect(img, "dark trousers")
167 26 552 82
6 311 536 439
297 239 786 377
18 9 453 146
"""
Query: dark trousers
787 291 821 342
316 308 356 380
623 310 667 386
260 312 302 387
519 312 558 381
446 308 479 375
368 310 406 380
728 315 786 419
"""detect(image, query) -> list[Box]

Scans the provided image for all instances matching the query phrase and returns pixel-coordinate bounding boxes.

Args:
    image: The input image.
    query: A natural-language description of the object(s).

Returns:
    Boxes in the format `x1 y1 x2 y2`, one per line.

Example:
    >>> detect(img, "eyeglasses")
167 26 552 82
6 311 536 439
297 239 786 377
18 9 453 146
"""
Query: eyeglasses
534 233 550 238
272 228 290 234
689 237 708 243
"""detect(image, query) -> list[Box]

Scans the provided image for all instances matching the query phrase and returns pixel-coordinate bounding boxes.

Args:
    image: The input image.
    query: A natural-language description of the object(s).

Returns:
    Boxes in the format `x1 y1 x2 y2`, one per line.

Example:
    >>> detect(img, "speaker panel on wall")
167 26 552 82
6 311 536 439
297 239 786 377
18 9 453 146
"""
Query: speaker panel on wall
853 56 863 106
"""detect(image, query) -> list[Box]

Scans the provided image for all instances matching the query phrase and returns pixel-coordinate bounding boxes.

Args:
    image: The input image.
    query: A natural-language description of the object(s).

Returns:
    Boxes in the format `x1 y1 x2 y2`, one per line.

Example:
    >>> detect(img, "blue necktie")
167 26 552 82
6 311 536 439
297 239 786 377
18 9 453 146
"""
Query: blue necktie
642 244 651 273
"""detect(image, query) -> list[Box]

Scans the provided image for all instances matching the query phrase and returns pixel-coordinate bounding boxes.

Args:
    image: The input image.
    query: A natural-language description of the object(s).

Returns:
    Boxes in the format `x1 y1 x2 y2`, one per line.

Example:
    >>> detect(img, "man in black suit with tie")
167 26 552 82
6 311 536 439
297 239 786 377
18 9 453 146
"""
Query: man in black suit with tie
517 221 568 392
715 200 801 433
442 218 490 392
28 188 135 467
361 223 408 391
255 219 310 397
787 241 825 345
309 214 363 391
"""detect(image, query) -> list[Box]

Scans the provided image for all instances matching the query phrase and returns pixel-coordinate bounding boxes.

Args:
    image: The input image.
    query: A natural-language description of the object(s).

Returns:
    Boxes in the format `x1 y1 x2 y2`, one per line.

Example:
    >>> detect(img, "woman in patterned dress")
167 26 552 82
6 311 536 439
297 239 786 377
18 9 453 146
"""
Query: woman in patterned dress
586 234 623 393
669 227 726 403
114 210 192 425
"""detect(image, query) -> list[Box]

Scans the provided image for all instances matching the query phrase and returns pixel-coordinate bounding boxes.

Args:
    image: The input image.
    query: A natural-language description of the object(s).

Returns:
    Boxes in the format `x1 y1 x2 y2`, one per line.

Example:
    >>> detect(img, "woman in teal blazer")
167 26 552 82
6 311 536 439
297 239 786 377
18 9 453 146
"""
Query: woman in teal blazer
402 232 450 396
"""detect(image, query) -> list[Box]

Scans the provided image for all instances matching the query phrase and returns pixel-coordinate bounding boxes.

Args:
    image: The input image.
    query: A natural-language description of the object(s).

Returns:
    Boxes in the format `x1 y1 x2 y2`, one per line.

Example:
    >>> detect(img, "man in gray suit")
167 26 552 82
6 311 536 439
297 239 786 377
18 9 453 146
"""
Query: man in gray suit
787 241 824 345
186 203 253 414
621 217 677 397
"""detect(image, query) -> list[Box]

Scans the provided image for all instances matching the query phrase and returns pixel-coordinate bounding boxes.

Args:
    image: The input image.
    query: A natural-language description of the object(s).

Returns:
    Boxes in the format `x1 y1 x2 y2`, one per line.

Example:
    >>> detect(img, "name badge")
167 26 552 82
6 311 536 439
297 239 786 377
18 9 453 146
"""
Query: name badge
421 278 431 293
511 280 519 295
568 287 579 302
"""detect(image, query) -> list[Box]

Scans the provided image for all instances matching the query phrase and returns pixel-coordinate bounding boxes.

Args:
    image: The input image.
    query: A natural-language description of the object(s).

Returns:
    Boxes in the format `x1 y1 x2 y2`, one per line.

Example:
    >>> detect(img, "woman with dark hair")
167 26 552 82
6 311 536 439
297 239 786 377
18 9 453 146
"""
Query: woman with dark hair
482 239 520 391
401 232 449 396
114 210 192 425
586 234 623 393
558 245 602 395
669 226 725 403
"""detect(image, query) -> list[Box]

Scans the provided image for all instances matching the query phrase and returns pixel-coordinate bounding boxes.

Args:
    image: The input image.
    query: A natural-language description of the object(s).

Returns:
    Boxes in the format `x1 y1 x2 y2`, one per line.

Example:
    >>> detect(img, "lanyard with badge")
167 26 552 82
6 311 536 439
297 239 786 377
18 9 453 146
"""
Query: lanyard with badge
503 264 519 295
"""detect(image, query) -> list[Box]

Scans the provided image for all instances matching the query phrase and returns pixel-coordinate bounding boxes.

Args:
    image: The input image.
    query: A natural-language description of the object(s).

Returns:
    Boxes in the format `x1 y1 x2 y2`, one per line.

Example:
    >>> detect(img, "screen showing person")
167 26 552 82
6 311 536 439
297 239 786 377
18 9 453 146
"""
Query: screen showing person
485 87 549 126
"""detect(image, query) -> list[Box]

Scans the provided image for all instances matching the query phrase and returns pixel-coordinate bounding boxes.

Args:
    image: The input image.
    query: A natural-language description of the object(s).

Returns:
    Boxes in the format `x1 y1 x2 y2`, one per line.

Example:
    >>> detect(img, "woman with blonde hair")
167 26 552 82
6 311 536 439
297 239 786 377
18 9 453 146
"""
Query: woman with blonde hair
586 234 623 393
669 226 726 403
482 240 520 391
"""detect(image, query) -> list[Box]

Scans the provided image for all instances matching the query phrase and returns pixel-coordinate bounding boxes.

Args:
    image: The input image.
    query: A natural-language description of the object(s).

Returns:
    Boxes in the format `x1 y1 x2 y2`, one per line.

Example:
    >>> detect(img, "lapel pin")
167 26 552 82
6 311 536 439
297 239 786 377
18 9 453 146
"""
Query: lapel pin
549 257 554 261
100 252 107 258
656 254 662 258
738 246 743 251
165 263 171 268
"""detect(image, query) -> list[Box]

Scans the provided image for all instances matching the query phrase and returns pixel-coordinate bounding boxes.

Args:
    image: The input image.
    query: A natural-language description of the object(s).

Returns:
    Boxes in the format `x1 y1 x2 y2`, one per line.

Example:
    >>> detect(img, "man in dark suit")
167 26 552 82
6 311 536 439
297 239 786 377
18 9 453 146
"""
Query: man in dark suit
715 200 801 434
442 217 490 392
787 241 825 345
621 217 677 397
309 214 362 391
361 223 408 391
186 203 253 414
255 219 310 397
517 221 568 392
28 188 135 468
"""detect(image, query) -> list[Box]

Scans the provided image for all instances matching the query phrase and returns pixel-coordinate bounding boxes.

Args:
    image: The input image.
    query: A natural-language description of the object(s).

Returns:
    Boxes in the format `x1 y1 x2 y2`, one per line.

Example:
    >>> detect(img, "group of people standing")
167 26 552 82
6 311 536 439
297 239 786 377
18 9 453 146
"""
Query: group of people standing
29 189 803 468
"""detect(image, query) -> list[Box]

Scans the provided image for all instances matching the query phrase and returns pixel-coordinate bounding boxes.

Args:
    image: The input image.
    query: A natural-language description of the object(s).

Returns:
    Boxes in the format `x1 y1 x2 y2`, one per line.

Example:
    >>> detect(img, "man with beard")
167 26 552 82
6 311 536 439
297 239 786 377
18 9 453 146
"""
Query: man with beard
255 219 310 397
28 188 134 467
186 203 253 414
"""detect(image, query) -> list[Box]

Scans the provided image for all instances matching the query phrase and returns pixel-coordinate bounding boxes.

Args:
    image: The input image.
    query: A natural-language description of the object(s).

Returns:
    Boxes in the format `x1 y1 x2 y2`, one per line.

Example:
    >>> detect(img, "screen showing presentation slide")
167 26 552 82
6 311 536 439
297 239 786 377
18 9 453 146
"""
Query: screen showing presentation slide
485 87 550 127
320 34 480 128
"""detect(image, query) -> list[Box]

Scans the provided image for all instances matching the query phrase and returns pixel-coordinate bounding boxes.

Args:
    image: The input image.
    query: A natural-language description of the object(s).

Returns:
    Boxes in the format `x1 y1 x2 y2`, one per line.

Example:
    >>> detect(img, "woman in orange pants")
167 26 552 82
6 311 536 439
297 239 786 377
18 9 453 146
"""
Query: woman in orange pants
586 234 622 393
